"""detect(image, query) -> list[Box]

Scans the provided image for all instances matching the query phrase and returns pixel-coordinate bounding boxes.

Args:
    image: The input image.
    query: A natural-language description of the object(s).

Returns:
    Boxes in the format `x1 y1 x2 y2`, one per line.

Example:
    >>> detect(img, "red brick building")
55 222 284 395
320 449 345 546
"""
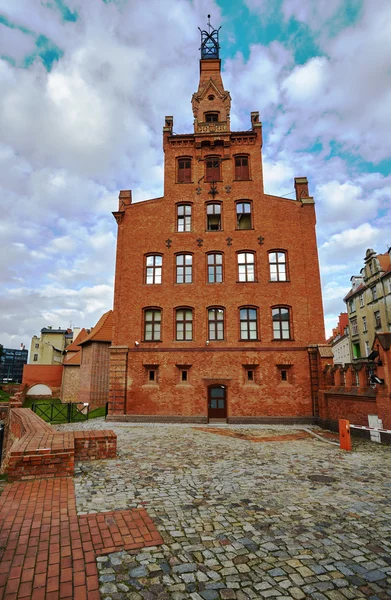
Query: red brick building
108 26 325 423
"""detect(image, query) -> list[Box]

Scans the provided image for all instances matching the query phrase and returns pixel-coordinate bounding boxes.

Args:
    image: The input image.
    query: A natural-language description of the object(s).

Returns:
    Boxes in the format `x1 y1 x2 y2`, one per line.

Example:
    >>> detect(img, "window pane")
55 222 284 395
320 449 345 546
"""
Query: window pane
215 254 222 264
146 256 154 266
185 255 192 265
269 253 276 263
216 267 222 282
177 255 184 265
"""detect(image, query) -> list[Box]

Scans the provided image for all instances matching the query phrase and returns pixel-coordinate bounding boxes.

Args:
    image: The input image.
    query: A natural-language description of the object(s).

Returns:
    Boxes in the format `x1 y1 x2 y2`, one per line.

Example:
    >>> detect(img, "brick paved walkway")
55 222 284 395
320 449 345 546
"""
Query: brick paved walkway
0 478 162 599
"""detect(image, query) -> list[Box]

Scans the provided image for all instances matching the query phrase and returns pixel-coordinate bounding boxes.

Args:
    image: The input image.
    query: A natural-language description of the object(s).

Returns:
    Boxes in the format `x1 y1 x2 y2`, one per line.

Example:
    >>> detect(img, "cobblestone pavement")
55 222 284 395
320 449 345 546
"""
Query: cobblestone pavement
56 420 391 600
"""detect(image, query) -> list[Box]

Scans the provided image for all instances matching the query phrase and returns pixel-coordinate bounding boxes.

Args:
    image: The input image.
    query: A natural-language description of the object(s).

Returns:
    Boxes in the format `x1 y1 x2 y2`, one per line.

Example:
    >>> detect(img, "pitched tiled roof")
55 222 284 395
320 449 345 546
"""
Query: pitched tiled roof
65 328 89 352
64 351 81 366
79 310 113 346
375 333 391 351
318 345 334 358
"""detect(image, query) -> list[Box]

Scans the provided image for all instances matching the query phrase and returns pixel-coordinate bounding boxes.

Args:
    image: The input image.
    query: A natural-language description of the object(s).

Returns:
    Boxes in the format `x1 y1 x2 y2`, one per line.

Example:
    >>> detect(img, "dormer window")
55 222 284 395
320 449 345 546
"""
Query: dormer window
205 112 219 122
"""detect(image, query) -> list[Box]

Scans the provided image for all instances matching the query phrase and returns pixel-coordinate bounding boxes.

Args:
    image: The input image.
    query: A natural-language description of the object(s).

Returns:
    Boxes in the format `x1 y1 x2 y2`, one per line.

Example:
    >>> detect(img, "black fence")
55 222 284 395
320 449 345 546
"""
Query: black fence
32 402 90 424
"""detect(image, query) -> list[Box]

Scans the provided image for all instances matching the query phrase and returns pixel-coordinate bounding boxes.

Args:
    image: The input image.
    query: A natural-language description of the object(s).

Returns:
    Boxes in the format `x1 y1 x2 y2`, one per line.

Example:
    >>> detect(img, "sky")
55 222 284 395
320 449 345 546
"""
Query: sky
0 0 390 349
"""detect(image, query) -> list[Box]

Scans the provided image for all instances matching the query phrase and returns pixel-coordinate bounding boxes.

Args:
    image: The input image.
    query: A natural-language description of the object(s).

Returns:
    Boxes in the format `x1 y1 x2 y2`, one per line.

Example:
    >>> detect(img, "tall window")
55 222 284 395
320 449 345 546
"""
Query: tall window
234 156 249 180
238 252 255 282
177 158 191 183
144 309 161 341
207 253 223 283
349 299 356 313
272 307 291 340
208 308 224 340
362 316 367 332
240 307 258 340
176 309 193 341
206 204 221 230
176 254 192 283
177 204 192 232
351 318 358 336
374 311 381 329
371 286 378 301
269 251 287 281
205 157 221 182
236 202 252 229
146 255 162 284
205 112 219 122
359 293 364 307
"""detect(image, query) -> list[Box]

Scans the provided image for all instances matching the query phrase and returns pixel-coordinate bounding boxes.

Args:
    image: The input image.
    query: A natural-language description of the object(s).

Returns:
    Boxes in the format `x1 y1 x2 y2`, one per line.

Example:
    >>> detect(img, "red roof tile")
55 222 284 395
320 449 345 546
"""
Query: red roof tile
79 310 113 345
65 328 89 352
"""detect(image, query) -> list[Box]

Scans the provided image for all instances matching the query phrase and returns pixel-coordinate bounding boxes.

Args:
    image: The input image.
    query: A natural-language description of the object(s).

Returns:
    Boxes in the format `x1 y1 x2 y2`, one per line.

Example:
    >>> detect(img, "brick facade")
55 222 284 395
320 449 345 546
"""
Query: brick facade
108 43 325 422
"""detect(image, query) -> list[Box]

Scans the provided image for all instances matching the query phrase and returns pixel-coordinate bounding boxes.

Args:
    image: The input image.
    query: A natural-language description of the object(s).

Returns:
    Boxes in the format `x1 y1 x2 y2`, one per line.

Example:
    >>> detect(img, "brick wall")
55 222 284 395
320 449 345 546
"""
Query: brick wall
78 342 110 409
23 364 63 389
318 362 390 429
1 408 117 481
61 365 80 403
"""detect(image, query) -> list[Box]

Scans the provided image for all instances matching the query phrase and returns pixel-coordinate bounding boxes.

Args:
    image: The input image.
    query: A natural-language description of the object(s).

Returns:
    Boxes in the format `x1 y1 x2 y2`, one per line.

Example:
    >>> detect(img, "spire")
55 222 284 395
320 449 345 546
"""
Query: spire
198 15 221 60
192 17 230 133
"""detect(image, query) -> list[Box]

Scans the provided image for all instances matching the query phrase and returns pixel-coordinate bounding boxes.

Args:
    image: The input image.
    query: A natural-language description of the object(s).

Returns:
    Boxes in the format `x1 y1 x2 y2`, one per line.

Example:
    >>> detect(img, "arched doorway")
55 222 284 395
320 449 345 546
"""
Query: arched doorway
208 385 227 421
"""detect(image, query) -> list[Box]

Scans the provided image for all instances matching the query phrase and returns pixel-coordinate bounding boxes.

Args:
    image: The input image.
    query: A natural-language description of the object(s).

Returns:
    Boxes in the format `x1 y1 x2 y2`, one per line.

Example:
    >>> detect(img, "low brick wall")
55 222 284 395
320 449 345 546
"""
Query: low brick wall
2 407 117 482
74 430 117 461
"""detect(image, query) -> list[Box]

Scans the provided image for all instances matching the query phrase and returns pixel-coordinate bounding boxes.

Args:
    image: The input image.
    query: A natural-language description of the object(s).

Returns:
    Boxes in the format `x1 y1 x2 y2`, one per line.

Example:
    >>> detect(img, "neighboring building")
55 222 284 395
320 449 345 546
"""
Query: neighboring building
0 346 28 383
29 327 74 365
330 313 352 365
344 248 391 360
108 25 325 423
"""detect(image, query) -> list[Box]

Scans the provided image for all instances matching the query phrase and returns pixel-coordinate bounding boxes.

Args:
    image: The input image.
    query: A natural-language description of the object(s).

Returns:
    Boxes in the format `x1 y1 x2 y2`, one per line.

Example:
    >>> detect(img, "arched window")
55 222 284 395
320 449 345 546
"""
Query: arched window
205 112 219 122
239 307 258 340
176 254 193 283
234 155 249 180
268 251 288 281
177 204 192 232
207 253 223 283
272 306 291 340
205 156 221 182
237 252 255 282
236 201 252 229
144 308 162 341
145 254 162 284
177 158 192 183
208 307 224 340
176 308 193 341
206 203 222 230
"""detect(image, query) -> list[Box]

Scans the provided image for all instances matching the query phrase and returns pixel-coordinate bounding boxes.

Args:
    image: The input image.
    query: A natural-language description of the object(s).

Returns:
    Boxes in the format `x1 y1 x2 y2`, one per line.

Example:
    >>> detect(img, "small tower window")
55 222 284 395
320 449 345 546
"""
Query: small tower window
205 112 219 122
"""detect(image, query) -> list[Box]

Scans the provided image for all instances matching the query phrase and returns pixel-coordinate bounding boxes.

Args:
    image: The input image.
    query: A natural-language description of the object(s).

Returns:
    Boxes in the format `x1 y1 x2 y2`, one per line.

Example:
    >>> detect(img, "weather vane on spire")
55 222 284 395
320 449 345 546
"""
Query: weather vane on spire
199 15 221 59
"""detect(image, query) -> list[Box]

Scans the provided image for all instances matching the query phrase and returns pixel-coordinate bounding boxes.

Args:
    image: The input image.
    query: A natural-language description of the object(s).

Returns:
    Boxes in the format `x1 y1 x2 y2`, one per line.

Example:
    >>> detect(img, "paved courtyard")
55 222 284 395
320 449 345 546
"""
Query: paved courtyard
58 421 391 600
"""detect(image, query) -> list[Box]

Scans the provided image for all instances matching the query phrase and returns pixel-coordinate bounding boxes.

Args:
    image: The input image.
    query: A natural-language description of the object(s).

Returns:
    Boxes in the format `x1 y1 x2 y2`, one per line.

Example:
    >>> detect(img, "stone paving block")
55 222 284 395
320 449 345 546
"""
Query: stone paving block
40 420 391 600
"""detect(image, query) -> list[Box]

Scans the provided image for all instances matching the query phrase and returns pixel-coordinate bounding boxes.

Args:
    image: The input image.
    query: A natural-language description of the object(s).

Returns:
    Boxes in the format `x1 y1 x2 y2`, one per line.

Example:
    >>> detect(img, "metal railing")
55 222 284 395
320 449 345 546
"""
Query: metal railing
31 402 89 423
